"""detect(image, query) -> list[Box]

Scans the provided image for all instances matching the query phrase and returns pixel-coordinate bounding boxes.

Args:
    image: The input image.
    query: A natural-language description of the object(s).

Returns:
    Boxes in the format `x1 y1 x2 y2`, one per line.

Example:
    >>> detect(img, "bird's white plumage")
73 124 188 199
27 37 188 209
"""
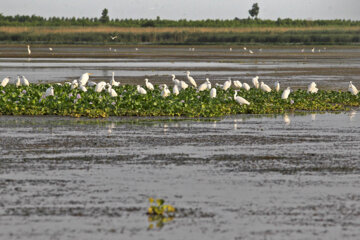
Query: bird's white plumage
79 85 87 92
242 83 250 91
223 79 232 91
111 72 120 87
186 71 197 87
45 86 54 97
180 80 188 90
95 81 106 92
27 45 31 55
206 78 211 90
145 78 154 91
137 85 147 95
107 85 118 97
252 76 259 88
234 91 250 105
275 81 280 92
171 74 180 86
88 81 97 87
307 82 318 93
71 80 78 89
1 77 10 87
79 73 92 86
281 87 291 99
348 81 359 95
198 80 208 92
260 82 272 92
173 85 180 95
210 88 216 98
161 85 171 98
16 76 21 87
21 76 29 86
233 80 242 89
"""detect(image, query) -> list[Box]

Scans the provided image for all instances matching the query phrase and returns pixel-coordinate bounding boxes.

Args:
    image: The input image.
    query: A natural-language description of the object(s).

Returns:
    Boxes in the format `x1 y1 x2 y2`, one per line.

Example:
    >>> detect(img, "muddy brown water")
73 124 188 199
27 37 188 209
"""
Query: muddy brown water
1 45 360 90
0 112 360 239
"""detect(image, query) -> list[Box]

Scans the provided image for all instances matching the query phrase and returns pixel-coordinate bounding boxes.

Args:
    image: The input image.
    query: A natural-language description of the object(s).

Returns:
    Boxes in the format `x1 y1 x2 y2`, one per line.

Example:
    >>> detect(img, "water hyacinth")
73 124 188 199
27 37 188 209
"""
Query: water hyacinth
0 83 358 118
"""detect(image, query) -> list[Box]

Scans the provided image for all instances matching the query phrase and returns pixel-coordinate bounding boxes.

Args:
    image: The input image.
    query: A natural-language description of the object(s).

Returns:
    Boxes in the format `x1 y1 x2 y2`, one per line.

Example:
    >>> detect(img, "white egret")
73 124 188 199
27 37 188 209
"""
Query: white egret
171 74 180 86
21 76 30 86
348 81 358 95
234 90 250 105
135 48 139 51
27 45 31 55
260 82 272 92
198 80 209 92
110 72 120 87
311 48 315 53
229 48 232 52
16 76 21 87
1 77 10 87
79 85 87 92
88 81 97 87
249 49 254 54
301 49 304 53
137 85 147 95
173 84 180 96
161 85 171 98
45 86 54 97
307 82 318 93
243 47 247 50
186 71 197 87
252 76 259 88
242 83 251 91
107 85 118 97
180 80 188 90
49 47 53 51
233 80 242 89
71 80 78 89
210 88 216 98
95 81 106 92
79 73 92 86
223 78 232 91
206 78 211 90
145 78 154 91
274 81 280 92
281 87 291 99
110 35 118 40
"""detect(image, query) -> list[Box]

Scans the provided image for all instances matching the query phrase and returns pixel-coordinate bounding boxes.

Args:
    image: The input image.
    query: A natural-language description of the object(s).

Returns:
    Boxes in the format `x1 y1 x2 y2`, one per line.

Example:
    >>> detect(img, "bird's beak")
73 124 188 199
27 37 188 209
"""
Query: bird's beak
88 73 94 75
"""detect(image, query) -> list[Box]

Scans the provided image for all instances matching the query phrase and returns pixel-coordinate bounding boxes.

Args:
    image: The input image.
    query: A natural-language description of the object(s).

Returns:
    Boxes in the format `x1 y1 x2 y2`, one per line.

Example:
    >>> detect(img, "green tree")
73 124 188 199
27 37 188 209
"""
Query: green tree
249 3 260 19
100 8 109 23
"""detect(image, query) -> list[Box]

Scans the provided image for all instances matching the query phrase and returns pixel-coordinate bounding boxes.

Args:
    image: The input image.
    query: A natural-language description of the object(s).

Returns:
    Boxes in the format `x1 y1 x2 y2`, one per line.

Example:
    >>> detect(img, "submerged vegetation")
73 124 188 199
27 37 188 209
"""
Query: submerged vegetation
0 83 359 118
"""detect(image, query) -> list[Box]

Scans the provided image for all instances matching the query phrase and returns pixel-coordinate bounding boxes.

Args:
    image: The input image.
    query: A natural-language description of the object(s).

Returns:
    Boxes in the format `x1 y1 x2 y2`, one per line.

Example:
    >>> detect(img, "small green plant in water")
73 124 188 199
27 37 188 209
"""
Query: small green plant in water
147 198 176 229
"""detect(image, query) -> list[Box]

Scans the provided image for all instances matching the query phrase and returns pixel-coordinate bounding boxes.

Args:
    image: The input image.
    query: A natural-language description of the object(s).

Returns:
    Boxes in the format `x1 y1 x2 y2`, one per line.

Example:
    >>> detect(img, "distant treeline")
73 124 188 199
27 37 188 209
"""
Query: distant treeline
1 14 360 27
1 30 359 45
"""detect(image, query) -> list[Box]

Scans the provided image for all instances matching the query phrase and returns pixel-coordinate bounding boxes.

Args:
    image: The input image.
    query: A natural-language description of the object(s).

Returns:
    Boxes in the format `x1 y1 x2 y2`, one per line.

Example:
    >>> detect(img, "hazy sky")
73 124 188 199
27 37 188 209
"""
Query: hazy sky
2 0 360 20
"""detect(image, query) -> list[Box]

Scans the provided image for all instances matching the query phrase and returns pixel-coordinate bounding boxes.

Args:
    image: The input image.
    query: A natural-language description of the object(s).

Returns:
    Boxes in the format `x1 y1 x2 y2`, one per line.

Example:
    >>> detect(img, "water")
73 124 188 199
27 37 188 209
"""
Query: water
0 46 359 89
1 112 359 239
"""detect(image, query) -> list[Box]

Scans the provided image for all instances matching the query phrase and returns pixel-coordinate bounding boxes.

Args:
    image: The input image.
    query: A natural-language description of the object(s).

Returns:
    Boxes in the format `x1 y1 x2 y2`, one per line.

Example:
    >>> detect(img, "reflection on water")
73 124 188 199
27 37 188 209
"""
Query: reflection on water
283 114 291 125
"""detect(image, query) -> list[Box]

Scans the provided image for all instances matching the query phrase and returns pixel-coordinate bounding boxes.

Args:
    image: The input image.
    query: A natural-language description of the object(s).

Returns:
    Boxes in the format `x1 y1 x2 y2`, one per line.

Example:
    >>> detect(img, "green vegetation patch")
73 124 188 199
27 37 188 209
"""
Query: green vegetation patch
0 84 359 118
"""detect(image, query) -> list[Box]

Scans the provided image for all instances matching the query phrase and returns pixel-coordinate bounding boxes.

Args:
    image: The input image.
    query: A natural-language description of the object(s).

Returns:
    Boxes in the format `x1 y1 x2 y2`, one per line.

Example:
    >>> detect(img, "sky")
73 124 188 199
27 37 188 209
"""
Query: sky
1 0 360 20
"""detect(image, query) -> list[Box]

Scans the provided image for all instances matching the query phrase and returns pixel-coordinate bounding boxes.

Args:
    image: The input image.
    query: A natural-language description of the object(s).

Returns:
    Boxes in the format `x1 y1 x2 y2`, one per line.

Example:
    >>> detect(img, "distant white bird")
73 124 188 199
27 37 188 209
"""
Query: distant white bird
110 35 118 40
348 81 359 95
198 79 209 92
233 80 242 89
210 88 216 98
242 83 251 91
274 81 280 92
79 85 87 92
301 49 304 53
16 76 21 87
311 48 315 53
79 73 92 86
223 78 232 91
161 85 171 98
21 76 30 86
252 76 259 88
180 80 189 90
135 48 139 51
88 81 97 87
45 86 54 97
95 81 106 93
186 71 197 87
145 78 154 91
137 85 147 95
307 82 318 93
260 82 271 92
71 80 78 89
171 74 180 86
110 72 120 87
229 48 232 52
243 47 247 51
1 77 10 87
49 47 53 51
234 90 250 105
281 87 291 99
206 78 211 90
249 49 254 54
173 84 180 95
27 45 31 55
258 48 262 52
107 84 117 97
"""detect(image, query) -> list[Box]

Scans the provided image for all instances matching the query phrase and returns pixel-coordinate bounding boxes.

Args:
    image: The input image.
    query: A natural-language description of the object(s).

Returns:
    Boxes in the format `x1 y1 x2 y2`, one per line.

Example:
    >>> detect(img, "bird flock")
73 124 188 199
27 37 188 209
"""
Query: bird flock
1 71 359 107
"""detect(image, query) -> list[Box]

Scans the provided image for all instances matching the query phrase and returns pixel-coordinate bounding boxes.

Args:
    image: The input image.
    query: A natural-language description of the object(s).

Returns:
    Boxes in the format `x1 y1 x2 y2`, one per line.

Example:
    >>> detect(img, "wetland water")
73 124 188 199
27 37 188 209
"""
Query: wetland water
0 113 360 240
0 46 360 239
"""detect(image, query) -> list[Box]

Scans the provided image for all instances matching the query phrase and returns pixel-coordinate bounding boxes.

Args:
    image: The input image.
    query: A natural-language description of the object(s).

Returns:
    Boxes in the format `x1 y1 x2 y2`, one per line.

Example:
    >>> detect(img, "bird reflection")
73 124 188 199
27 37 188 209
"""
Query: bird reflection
283 114 291 125
311 113 316 121
349 110 356 121
107 122 115 134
